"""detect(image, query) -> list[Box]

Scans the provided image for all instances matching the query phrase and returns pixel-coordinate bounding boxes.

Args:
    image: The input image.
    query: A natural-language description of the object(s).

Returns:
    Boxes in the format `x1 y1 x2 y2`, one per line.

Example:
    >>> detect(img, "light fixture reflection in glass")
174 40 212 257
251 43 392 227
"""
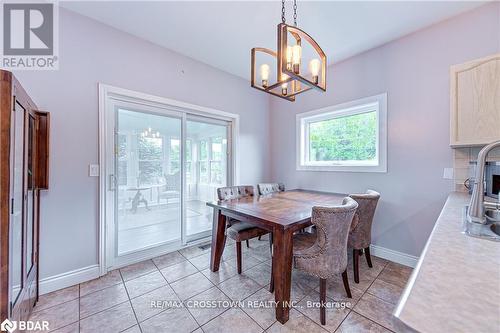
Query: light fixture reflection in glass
281 74 289 96
260 64 270 88
292 45 301 74
286 46 293 70
309 58 320 84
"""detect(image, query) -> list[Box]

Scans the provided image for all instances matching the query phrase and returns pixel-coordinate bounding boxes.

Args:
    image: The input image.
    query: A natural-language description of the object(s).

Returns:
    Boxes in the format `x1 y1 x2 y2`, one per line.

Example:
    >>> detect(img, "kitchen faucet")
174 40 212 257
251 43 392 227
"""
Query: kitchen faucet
467 140 500 224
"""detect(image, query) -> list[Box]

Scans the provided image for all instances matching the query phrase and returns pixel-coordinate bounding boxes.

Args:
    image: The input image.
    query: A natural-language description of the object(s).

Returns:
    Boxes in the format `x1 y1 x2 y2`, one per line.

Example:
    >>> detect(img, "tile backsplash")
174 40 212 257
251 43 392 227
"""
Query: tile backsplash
453 147 500 192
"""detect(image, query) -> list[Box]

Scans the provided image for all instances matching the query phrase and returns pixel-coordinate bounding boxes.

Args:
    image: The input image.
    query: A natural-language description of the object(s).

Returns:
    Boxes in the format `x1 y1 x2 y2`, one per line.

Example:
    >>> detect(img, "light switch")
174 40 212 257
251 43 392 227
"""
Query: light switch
443 168 454 180
89 164 99 177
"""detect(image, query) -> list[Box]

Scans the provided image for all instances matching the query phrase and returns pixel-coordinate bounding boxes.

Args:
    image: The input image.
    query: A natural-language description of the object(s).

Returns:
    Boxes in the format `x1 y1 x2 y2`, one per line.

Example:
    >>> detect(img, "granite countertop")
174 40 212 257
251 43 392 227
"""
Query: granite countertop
394 192 500 332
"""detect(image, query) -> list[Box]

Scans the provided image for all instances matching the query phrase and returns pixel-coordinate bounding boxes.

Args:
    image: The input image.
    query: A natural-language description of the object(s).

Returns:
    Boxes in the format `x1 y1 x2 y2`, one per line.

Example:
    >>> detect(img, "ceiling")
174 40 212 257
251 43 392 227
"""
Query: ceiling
60 1 486 80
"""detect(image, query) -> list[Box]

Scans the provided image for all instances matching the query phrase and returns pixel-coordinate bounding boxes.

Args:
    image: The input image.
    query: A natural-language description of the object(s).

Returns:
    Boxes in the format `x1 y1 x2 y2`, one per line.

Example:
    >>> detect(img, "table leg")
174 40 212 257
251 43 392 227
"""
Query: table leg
210 208 226 272
273 227 294 324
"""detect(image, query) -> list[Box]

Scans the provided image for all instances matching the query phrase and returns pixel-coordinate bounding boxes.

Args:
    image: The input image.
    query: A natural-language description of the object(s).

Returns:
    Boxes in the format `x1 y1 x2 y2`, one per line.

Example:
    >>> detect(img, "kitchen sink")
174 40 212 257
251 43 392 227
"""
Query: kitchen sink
463 206 500 241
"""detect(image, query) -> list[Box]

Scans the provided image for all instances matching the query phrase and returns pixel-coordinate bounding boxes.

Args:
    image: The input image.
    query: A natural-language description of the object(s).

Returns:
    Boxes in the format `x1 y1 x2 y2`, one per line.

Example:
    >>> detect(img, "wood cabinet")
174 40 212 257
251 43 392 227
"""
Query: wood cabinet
0 70 49 324
450 53 500 147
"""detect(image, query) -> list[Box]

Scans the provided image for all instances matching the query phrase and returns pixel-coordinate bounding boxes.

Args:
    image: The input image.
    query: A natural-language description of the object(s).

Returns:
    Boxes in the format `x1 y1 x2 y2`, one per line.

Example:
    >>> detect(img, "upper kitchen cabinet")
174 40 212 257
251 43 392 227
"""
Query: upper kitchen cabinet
450 53 500 147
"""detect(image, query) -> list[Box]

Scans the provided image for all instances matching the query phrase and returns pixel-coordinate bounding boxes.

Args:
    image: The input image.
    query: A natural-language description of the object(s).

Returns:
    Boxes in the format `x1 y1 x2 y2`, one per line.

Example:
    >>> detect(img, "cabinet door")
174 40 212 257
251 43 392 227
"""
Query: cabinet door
9 100 25 310
450 54 500 147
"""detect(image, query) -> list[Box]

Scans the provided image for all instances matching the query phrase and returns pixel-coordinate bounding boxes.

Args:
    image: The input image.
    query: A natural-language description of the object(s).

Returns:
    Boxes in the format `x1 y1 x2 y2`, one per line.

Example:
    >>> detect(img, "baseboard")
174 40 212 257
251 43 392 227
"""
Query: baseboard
370 244 418 268
39 265 100 295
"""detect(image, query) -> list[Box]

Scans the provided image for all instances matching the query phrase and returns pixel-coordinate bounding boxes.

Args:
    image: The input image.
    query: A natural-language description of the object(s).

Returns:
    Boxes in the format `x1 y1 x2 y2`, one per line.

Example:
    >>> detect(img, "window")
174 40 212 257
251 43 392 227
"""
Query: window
138 135 164 185
185 139 192 183
210 137 224 184
199 139 209 183
297 93 387 172
169 138 180 174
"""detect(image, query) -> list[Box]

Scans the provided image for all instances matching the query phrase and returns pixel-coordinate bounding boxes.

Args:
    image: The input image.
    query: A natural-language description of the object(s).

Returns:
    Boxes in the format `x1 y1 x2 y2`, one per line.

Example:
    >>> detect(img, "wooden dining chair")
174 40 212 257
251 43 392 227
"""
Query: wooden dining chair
217 185 269 274
257 183 285 195
348 190 381 283
292 198 358 325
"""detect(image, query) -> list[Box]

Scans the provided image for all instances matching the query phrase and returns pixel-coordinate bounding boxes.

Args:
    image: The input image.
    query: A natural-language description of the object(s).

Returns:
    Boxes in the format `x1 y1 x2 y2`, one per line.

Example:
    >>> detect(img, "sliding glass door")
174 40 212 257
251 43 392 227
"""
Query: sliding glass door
185 117 230 241
104 98 233 269
115 108 182 255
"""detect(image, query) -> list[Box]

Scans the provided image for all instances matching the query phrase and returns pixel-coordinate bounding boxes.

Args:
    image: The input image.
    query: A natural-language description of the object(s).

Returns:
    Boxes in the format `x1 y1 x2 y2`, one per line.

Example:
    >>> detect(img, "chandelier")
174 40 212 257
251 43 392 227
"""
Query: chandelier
251 0 326 102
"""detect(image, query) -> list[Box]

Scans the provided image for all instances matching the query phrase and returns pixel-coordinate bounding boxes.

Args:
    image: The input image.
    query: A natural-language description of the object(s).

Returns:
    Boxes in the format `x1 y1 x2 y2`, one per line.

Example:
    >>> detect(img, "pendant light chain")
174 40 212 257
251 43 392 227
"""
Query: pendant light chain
293 0 298 26
281 0 286 23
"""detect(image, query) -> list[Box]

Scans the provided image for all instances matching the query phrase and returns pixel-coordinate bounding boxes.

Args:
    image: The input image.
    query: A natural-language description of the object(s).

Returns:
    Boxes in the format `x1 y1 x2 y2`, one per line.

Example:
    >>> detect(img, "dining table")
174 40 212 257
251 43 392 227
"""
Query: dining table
207 189 346 324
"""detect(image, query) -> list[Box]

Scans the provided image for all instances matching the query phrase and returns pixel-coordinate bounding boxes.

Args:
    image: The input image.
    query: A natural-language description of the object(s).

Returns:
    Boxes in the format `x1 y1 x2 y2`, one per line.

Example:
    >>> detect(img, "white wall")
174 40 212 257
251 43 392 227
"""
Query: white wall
14 9 271 280
269 3 500 257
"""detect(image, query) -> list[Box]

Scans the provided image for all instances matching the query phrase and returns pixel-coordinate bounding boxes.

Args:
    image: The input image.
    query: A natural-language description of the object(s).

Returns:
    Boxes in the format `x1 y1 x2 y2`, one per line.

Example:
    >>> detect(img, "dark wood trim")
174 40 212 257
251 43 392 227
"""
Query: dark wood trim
236 242 242 274
319 278 326 325
353 249 360 284
364 246 373 268
342 269 352 298
210 208 226 272
0 70 13 321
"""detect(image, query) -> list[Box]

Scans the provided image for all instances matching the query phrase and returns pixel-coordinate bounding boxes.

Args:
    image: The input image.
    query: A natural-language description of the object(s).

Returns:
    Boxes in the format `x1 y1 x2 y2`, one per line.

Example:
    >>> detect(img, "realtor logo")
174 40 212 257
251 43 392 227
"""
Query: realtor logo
1 1 59 70
0 319 16 333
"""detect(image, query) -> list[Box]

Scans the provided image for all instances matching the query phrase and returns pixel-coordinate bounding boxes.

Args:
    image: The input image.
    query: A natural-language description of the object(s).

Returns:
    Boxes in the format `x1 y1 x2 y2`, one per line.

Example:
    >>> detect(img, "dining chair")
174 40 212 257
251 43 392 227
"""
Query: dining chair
257 183 285 195
217 185 269 274
292 197 358 325
348 190 381 283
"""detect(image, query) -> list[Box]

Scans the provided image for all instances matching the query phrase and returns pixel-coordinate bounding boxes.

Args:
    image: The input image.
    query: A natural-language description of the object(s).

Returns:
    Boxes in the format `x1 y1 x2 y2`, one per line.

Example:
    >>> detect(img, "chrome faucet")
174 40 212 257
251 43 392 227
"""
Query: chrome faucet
467 140 500 224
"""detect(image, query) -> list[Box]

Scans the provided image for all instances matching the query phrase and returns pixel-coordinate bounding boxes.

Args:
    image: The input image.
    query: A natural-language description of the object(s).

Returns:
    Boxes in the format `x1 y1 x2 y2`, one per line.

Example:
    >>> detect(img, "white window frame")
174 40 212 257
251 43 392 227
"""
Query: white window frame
296 93 387 173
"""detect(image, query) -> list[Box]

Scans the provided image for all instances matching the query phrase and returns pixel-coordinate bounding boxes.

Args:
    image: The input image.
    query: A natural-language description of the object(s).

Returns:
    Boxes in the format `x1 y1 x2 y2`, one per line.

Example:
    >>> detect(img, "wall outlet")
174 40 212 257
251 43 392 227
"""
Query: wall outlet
89 164 99 177
443 168 454 180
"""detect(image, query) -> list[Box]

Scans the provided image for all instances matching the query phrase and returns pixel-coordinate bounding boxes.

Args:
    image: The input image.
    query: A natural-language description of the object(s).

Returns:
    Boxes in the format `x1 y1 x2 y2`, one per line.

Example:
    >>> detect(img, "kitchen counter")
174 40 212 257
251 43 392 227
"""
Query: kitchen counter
393 192 500 332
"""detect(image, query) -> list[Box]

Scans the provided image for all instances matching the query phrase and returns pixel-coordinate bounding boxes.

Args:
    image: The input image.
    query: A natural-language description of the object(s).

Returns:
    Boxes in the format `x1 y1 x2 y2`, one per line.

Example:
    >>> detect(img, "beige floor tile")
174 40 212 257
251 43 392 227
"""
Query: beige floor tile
202 308 263 333
218 274 261 301
346 266 377 292
296 292 350 333
140 307 199 333
170 272 214 300
354 293 411 333
124 270 167 299
179 243 211 259
186 286 231 325
131 285 179 322
367 279 404 305
337 311 391 333
80 301 137 333
188 252 212 270
50 321 79 333
241 287 277 330
160 260 198 283
266 309 328 333
243 262 273 287
79 283 129 318
348 253 389 278
122 325 142 333
120 259 157 281
201 261 238 285
34 285 79 312
152 251 186 269
29 299 79 332
80 269 122 297
290 275 314 303
313 277 364 308
377 263 413 288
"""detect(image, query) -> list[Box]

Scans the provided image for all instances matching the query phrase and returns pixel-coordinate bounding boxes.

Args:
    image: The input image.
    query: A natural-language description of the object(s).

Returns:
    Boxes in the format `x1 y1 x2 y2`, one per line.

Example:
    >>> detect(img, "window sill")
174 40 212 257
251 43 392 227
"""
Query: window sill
296 164 387 173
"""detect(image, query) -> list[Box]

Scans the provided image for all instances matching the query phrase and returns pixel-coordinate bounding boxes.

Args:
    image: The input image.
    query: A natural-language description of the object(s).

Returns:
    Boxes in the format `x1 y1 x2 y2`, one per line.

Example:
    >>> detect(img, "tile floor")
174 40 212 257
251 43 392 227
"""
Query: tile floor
29 236 414 333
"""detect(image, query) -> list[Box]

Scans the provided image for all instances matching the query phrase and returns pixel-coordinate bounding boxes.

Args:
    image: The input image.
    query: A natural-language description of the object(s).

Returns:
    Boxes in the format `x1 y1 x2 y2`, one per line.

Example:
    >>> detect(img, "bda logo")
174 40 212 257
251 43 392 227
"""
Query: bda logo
0 319 16 333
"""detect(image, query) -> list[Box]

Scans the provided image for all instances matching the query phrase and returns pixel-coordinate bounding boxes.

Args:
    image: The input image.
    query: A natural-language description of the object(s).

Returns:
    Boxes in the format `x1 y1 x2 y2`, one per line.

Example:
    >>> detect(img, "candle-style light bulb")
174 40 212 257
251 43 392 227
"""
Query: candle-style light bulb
292 45 301 74
281 74 288 96
260 64 270 88
309 58 321 84
286 46 293 71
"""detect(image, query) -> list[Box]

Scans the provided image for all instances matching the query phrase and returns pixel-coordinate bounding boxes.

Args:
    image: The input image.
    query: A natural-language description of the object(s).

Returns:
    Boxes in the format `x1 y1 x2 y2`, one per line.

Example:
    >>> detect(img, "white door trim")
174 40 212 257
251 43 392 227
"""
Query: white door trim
98 83 240 275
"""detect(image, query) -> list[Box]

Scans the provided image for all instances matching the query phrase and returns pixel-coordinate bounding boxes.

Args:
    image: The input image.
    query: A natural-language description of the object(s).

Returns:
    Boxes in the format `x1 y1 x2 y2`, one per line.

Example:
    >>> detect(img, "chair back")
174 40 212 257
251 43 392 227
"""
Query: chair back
217 185 254 201
348 190 380 249
310 197 358 276
257 183 285 195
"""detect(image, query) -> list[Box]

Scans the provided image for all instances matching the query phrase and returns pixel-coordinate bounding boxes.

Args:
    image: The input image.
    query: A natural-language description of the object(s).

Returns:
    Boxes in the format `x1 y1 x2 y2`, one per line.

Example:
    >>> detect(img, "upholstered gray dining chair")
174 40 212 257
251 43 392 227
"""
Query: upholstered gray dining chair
257 183 285 195
217 186 269 274
292 198 358 325
348 190 381 283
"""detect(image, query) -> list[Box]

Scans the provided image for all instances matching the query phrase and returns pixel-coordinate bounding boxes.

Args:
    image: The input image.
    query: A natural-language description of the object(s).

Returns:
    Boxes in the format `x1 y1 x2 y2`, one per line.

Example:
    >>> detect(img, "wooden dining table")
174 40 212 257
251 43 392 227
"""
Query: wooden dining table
207 189 346 324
